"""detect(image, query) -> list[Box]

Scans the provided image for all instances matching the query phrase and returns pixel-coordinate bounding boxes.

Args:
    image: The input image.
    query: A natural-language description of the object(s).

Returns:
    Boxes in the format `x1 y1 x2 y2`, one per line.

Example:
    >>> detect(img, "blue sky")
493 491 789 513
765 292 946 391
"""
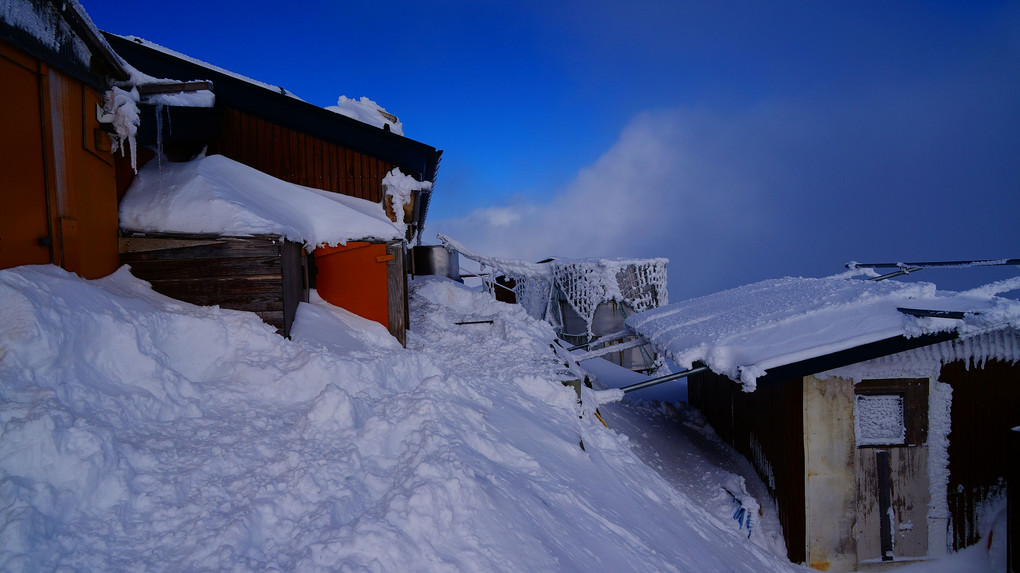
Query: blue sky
89 1 1020 298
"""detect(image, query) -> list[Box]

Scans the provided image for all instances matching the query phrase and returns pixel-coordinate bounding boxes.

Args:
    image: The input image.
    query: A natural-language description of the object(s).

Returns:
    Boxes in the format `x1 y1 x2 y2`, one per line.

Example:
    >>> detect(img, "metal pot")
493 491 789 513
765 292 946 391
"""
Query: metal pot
411 245 460 281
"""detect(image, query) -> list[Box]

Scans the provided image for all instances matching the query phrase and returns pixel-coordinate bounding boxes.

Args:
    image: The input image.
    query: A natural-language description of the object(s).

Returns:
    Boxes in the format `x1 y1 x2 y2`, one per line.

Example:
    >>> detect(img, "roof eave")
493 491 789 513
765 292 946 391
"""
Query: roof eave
751 331 961 388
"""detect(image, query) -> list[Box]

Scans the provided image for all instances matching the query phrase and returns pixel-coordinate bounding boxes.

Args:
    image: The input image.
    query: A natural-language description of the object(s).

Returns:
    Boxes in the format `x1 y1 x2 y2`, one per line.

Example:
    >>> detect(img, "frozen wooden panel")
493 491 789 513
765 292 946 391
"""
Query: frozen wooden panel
856 446 930 561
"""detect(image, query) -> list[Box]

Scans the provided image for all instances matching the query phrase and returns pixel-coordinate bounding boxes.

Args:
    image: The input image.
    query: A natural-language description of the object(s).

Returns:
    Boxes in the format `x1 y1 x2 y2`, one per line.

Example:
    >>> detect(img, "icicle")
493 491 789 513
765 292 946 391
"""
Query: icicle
97 86 141 173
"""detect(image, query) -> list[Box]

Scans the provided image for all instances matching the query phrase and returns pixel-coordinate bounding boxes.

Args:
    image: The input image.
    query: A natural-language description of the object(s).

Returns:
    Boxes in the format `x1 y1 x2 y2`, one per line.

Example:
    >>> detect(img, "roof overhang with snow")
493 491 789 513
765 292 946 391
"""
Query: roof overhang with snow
119 154 404 249
102 33 442 186
626 273 1020 390
1 0 130 87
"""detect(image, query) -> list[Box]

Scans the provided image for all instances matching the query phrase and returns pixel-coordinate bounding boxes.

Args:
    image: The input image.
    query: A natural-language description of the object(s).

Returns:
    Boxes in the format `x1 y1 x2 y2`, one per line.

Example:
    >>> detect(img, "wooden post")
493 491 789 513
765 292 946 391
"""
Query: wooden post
1009 427 1019 572
877 450 894 561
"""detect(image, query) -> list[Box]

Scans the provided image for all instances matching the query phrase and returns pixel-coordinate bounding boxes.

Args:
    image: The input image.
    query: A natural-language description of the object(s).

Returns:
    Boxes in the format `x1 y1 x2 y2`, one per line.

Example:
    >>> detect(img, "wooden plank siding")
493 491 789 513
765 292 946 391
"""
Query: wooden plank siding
688 370 806 563
120 234 307 337
386 242 408 347
208 107 394 202
940 359 1020 550
0 39 121 279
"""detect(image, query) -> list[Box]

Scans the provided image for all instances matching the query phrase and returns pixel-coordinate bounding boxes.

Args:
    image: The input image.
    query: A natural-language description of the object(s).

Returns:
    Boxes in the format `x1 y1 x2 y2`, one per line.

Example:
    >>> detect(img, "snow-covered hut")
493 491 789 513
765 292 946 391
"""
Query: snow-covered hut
102 33 442 244
98 30 443 344
0 0 131 279
119 154 409 341
626 272 1020 571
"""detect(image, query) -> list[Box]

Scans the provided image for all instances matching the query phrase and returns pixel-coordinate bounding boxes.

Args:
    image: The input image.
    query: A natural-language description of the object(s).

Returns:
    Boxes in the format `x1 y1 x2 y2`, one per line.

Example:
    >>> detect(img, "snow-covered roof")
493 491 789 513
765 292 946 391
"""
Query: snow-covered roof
326 96 403 135
626 272 1020 390
119 154 403 248
111 34 304 101
111 37 404 136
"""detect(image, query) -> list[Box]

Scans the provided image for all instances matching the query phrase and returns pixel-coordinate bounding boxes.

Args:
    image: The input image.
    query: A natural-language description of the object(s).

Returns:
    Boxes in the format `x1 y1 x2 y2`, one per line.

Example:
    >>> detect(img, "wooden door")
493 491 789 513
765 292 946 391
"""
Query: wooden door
0 45 52 269
854 379 931 562
314 242 390 327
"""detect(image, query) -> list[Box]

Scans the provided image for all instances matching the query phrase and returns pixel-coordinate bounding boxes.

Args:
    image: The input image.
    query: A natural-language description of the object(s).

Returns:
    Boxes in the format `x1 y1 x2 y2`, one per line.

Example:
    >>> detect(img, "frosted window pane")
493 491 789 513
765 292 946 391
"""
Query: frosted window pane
855 394 905 446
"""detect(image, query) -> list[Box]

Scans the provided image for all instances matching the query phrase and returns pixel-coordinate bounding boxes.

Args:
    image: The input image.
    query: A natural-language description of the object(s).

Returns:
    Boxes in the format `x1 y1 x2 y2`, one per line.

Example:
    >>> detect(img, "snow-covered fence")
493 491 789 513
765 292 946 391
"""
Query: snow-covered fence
437 234 668 371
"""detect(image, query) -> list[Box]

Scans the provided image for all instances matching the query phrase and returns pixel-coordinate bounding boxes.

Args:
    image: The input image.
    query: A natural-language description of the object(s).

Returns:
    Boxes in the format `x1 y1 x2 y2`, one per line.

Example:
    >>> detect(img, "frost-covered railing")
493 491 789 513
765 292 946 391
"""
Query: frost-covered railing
437 234 668 338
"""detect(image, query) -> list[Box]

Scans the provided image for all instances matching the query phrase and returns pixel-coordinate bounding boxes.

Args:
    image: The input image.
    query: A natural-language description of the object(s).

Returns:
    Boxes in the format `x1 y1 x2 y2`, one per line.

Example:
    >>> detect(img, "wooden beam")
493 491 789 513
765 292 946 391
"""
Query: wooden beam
136 81 214 96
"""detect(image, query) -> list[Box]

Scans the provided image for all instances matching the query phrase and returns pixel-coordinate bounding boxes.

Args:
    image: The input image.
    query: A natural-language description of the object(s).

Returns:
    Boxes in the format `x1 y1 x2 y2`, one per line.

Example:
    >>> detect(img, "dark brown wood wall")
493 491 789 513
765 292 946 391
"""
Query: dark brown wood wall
120 234 307 337
689 370 806 563
209 107 394 201
941 359 1020 550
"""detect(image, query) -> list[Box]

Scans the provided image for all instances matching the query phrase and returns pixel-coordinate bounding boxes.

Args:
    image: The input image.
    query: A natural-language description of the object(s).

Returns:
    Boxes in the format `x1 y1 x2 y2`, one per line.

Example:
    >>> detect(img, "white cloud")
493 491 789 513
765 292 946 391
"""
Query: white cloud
430 107 769 290
431 66 1020 299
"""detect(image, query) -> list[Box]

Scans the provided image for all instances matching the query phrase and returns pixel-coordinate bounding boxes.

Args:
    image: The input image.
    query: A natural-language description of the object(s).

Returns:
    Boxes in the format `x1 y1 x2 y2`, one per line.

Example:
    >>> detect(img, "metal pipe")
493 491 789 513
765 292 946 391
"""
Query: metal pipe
850 258 1020 270
896 307 972 319
620 365 710 394
868 267 923 281
565 329 633 352
574 337 649 361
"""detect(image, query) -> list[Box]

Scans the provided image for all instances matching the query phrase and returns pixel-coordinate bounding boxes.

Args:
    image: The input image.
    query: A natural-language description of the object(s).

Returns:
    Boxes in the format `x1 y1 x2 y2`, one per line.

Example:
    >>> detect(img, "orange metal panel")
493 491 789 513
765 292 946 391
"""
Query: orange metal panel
314 242 390 327
0 45 52 269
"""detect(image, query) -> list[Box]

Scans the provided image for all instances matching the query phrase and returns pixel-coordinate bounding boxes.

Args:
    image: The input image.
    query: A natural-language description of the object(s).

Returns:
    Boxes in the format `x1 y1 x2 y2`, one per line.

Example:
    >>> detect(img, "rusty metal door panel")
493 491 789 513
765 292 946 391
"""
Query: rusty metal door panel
0 46 51 269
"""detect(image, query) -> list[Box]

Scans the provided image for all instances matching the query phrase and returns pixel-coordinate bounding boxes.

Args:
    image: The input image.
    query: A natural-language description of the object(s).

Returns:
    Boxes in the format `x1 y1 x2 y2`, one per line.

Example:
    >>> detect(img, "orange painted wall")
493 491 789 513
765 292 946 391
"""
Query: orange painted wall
0 41 51 269
0 39 120 279
314 242 390 327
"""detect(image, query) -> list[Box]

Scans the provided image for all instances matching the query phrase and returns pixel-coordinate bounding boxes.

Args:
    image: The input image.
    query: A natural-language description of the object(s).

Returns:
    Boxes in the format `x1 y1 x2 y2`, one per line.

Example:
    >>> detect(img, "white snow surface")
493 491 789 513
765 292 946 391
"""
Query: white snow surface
0 264 815 572
626 271 1020 390
326 96 404 135
119 154 402 248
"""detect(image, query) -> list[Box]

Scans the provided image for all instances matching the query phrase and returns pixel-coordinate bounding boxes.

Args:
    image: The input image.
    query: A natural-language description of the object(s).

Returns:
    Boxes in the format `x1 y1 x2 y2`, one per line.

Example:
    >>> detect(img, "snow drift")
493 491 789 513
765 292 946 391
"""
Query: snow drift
0 264 802 571
119 154 403 249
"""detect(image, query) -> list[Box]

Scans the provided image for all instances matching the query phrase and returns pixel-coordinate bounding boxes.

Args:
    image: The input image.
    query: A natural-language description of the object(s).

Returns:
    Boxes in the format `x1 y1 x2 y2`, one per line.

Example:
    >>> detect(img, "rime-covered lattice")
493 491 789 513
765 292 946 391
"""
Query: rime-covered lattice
437 235 668 336
553 259 668 337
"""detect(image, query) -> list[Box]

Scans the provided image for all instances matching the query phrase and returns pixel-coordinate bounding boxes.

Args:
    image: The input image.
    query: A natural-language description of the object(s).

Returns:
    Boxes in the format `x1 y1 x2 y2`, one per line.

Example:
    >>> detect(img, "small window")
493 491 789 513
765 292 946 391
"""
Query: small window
854 378 928 447
855 394 905 446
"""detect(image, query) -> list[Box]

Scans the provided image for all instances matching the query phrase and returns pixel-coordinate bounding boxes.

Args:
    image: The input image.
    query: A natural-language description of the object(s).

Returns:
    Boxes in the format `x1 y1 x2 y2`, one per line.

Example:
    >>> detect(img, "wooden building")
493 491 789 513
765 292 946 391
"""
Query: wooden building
627 275 1020 571
103 34 442 344
103 33 442 242
1 0 129 279
688 342 1019 570
119 233 307 338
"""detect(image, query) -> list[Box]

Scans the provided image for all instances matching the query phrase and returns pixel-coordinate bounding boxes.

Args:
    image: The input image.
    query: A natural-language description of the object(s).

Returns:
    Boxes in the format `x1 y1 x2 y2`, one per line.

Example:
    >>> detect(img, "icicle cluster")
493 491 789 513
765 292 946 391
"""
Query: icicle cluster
98 86 141 173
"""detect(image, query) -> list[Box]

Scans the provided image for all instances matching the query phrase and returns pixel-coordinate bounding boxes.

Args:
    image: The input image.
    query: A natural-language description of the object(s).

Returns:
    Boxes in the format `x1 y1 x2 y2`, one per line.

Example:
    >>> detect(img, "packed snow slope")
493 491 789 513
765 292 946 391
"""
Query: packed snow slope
0 265 803 572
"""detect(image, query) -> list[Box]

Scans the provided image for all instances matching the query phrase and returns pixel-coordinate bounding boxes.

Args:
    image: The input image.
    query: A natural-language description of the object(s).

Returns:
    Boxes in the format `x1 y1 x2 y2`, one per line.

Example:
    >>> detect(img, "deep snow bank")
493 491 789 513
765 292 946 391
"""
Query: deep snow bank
0 265 801 572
